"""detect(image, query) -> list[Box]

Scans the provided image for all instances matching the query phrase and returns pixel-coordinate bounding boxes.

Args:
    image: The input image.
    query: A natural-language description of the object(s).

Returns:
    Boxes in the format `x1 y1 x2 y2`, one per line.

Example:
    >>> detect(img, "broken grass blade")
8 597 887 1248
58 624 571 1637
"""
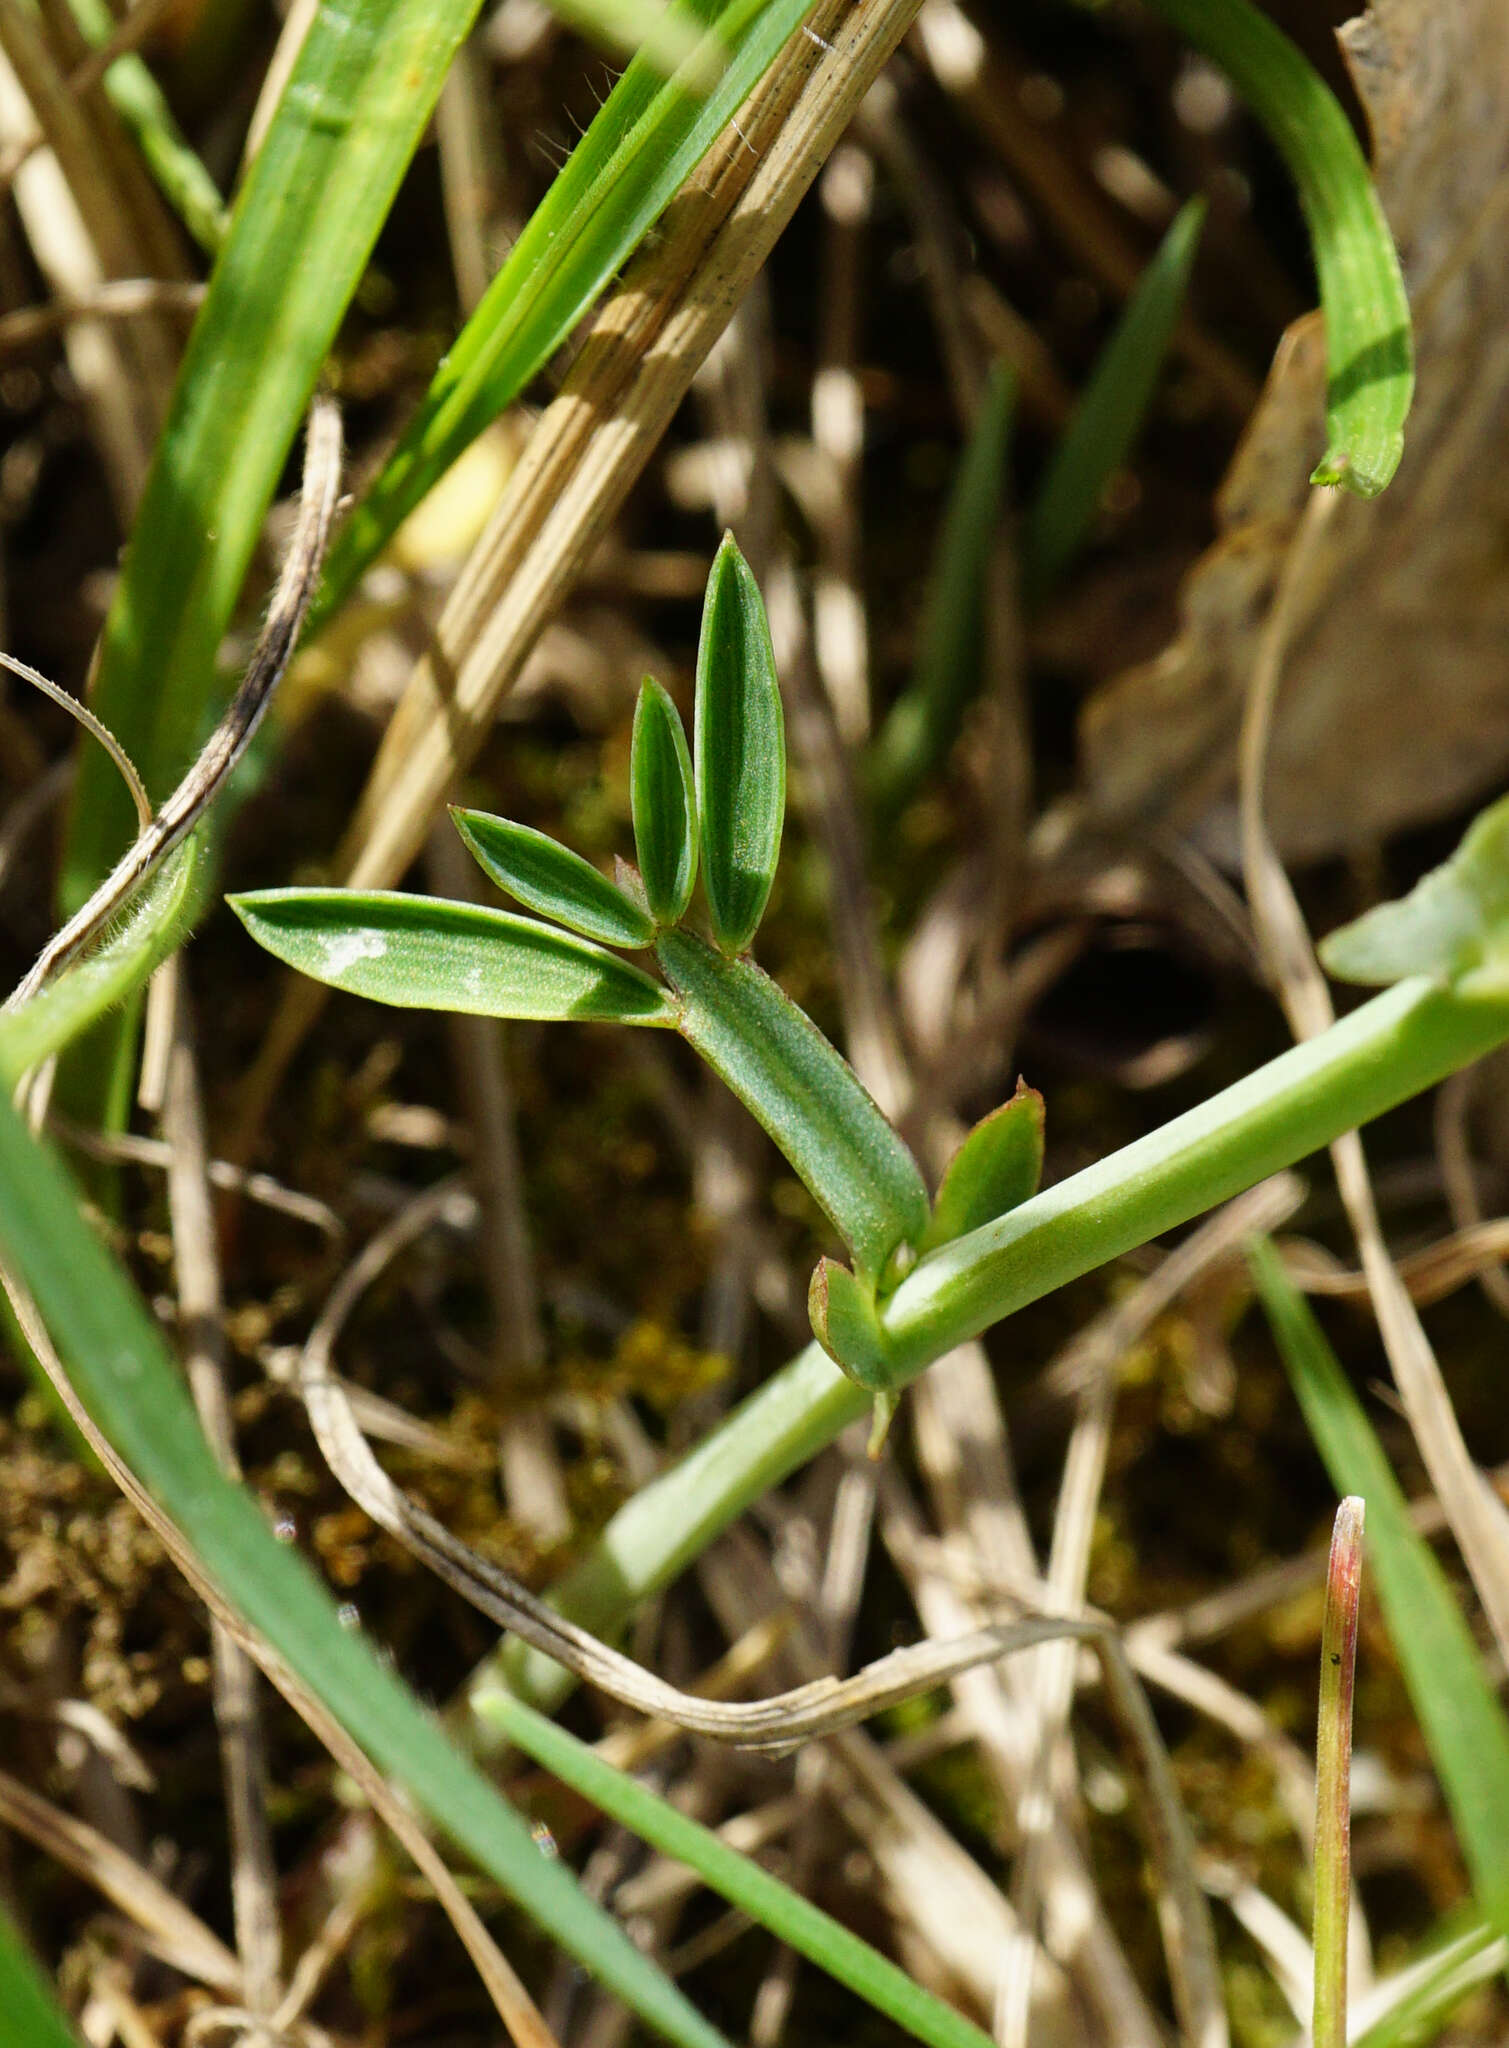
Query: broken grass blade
694 534 785 953
1250 1238 1509 1944
921 1079 1044 1253
484 1689 995 2048
1314 1495 1364 2048
451 809 655 948
231 889 675 1026
0 1094 729 2048
631 679 699 926
1023 197 1205 595
658 928 928 1287
865 361 1013 816
313 0 814 620
1144 0 1412 496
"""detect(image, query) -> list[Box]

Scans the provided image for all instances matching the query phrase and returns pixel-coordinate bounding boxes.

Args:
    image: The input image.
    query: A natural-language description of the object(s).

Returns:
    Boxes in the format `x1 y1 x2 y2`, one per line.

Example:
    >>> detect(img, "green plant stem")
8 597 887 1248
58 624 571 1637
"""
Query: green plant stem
1314 1497 1364 2048
478 975 1509 1714
484 1692 993 2048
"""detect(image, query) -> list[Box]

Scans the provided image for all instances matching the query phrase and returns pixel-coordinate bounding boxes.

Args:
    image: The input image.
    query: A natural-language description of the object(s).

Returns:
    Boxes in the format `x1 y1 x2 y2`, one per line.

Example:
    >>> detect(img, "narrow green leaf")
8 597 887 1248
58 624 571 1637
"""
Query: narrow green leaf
865 362 1013 817
658 927 928 1287
0 1902 80 2048
1144 0 1412 496
230 889 675 1025
66 0 228 255
0 840 203 1089
694 534 785 953
1320 794 1509 998
481 1690 995 2048
451 808 655 948
65 0 483 912
314 0 815 618
1023 198 1204 596
0 1095 729 2048
920 1079 1044 1253
1249 1238 1509 1942
1350 1912 1504 2048
631 678 699 926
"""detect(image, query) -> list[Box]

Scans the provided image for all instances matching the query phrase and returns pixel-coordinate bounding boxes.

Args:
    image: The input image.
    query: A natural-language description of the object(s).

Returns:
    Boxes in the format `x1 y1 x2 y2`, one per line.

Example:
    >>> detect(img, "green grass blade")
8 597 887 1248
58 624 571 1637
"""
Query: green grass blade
314 0 815 618
1320 792 1509 997
451 809 655 948
0 1902 81 2048
0 1095 731 2048
921 1079 1044 1253
63 0 484 912
230 888 676 1024
656 928 929 1287
632 678 699 926
694 535 785 954
865 361 1013 816
0 840 203 1087
479 1689 995 2048
1248 1237 1509 1941
1351 1912 1504 2048
66 0 228 255
1143 0 1412 496
1023 197 1204 596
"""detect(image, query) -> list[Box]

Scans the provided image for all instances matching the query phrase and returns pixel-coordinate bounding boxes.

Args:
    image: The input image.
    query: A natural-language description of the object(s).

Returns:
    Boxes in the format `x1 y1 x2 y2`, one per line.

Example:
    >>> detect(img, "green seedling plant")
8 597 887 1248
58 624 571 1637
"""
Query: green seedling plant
235 534 1039 1448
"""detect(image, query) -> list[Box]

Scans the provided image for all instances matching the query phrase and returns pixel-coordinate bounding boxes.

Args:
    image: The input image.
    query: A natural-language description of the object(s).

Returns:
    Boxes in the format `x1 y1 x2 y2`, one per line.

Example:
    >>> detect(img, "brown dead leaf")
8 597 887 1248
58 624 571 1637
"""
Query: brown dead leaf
1080 0 1509 862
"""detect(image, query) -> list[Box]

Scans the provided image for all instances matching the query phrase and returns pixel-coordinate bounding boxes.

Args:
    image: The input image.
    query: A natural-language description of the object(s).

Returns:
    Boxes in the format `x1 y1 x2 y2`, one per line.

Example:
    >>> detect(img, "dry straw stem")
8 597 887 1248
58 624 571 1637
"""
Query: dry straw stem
1237 489 1509 1676
239 0 930 1132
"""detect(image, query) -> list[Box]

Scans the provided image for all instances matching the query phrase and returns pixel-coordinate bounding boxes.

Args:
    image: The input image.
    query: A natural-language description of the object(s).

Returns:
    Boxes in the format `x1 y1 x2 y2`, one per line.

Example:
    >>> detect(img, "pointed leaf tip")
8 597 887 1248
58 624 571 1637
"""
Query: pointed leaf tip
231 888 675 1026
631 678 698 926
694 535 785 954
451 809 655 949
922 1079 1045 1251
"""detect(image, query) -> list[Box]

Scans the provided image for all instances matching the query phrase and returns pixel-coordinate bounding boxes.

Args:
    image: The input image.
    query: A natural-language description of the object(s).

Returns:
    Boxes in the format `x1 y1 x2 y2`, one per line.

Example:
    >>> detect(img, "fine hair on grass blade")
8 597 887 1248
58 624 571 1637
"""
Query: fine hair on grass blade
865 360 1013 816
0 1900 83 2048
1022 195 1206 597
1141 0 1412 496
1313 1496 1364 2048
1249 1238 1509 1946
0 1094 733 2048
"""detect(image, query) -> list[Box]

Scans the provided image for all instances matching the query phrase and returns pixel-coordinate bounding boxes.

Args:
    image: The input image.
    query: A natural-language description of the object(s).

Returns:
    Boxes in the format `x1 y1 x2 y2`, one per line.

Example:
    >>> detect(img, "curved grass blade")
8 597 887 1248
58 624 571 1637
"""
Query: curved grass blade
694 534 785 954
631 678 699 925
865 362 1013 817
451 809 655 948
1144 0 1412 496
0 1095 730 2048
0 1901 81 2048
1320 793 1509 997
1350 1912 1505 2048
64 0 483 915
231 888 675 1025
313 0 816 620
1023 197 1205 596
1249 1238 1509 1944
482 1689 995 2048
920 1079 1043 1254
0 839 203 1088
658 927 928 1286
